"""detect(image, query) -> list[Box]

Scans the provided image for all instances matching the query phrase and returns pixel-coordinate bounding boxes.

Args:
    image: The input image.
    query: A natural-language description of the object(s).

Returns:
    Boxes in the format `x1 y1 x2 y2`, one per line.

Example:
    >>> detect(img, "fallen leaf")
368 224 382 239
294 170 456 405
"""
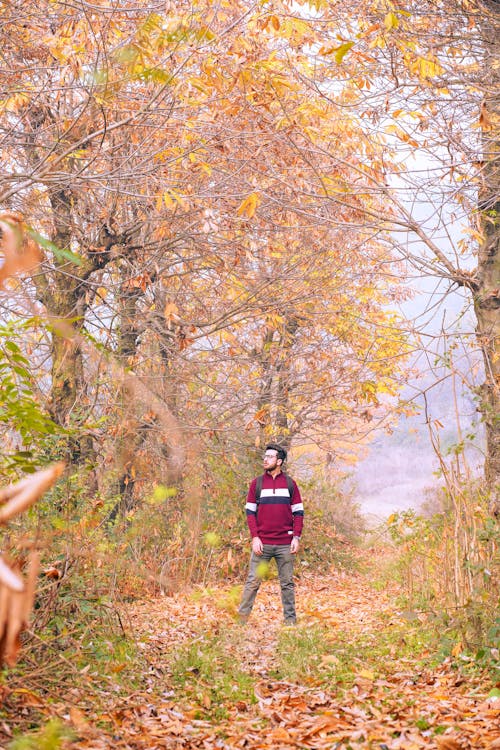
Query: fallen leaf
358 668 376 680
270 727 292 741
69 707 88 730
321 654 339 665
436 738 463 750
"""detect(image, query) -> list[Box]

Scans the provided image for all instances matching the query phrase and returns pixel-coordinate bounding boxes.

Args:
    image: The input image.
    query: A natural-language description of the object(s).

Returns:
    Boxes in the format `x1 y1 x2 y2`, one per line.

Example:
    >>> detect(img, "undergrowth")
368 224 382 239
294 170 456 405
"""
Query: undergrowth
168 635 257 719
6 719 73 750
369 486 500 681
272 621 435 688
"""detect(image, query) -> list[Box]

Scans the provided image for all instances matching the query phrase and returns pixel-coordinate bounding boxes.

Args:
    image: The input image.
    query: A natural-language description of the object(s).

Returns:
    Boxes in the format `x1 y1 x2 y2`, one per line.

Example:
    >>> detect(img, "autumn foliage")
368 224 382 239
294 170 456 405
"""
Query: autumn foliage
0 0 498 746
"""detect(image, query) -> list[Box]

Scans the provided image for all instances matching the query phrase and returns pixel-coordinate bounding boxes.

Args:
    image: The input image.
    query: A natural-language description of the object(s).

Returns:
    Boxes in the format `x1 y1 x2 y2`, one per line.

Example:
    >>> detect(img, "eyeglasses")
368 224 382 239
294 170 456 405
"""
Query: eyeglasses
263 453 278 460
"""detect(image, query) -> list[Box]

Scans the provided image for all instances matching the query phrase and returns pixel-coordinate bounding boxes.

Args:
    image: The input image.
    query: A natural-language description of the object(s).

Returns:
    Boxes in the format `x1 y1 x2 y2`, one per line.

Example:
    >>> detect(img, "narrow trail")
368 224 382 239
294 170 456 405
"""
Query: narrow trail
62 563 499 750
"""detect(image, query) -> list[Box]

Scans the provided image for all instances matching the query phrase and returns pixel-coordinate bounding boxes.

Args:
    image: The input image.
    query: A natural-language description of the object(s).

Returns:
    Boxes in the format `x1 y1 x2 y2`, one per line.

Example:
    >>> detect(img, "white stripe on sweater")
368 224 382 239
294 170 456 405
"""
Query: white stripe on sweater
259 488 290 498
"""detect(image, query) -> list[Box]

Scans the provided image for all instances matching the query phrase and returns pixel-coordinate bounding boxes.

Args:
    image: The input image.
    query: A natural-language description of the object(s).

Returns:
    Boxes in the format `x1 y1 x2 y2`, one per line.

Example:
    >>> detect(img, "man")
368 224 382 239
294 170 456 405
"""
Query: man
238 443 304 625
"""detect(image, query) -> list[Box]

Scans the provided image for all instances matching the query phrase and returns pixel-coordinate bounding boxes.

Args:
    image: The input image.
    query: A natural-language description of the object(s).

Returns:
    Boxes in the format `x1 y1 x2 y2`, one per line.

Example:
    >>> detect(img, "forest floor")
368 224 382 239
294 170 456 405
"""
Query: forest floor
2 552 499 750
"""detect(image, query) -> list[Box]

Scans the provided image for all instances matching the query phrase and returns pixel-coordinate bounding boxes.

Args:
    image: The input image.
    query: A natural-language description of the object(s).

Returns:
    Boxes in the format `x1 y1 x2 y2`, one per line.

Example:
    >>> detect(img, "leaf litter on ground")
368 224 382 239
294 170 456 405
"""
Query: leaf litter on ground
1 558 498 749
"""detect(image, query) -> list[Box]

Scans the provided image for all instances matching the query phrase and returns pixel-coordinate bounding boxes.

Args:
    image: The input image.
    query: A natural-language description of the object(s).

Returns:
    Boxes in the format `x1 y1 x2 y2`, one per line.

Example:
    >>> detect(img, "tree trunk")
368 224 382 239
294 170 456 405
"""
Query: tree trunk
475 0 500 511
110 277 144 520
43 189 94 464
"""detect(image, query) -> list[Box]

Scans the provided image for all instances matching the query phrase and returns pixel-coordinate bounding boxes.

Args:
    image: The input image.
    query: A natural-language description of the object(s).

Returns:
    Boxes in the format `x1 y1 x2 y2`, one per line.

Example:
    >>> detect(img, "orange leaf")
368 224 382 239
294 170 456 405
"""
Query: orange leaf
69 707 88 730
270 727 292 741
0 213 42 288
236 192 260 219
436 739 463 750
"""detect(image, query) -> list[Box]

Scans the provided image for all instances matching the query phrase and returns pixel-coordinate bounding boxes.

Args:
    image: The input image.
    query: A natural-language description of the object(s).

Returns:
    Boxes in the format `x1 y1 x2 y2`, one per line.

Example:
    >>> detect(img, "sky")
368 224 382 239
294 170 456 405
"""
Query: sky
349 149 483 521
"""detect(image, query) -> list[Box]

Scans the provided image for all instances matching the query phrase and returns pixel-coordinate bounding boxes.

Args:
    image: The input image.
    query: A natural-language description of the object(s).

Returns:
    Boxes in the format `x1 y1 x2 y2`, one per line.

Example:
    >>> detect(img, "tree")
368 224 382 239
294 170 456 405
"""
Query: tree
280 0 499 505
1 0 411 511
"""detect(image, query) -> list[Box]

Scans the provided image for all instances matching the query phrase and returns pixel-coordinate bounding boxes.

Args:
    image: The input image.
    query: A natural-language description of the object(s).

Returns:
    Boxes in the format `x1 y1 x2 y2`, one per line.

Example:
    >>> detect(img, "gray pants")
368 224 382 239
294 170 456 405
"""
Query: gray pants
238 544 296 623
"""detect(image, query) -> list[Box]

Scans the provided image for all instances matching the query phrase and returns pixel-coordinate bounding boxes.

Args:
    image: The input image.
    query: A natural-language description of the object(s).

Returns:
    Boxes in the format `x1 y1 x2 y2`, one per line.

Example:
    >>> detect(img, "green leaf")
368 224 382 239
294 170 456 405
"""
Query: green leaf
113 45 140 65
335 42 354 64
138 68 174 84
12 366 31 379
205 532 221 548
26 228 83 266
10 353 29 364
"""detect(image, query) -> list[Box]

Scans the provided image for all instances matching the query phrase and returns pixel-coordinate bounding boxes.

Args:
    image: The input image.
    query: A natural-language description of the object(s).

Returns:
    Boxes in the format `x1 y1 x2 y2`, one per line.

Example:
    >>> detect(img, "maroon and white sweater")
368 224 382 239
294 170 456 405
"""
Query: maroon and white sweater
245 471 304 545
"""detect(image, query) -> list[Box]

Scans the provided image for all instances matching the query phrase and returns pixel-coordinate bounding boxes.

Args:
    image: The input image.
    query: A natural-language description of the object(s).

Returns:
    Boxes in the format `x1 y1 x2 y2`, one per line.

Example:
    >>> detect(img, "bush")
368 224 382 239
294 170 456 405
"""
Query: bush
383 480 499 661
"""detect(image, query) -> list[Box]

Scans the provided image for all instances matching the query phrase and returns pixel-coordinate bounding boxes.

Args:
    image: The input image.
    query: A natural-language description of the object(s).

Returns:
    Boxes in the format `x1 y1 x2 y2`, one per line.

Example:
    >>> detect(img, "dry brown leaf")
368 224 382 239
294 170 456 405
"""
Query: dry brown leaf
270 727 292 741
43 566 62 580
0 558 24 593
436 738 463 750
0 212 41 288
2 573 26 666
69 707 89 731
0 465 63 668
22 551 39 622
48 561 496 750
302 715 347 739
11 688 44 707
0 463 65 523
202 693 211 708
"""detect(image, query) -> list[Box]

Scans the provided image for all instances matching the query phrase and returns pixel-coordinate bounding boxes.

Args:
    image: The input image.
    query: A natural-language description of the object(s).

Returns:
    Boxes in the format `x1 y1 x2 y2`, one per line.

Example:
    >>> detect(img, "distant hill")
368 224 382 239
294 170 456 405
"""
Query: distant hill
352 369 484 522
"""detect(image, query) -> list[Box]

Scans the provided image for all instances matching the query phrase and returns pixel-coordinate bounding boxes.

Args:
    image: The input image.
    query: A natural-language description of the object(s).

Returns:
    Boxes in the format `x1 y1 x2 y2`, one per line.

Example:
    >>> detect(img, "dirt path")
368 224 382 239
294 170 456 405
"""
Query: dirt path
58 566 499 750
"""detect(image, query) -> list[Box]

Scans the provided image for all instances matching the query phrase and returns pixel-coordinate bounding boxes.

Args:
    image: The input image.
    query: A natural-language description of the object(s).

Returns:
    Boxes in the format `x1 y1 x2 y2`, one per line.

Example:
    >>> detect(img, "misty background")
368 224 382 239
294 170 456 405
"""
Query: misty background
351 157 483 522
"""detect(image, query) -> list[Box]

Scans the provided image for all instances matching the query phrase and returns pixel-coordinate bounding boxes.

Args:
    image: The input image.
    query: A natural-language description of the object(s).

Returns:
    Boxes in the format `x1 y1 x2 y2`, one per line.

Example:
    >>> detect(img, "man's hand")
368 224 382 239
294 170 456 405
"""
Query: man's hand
252 537 263 556
290 537 300 554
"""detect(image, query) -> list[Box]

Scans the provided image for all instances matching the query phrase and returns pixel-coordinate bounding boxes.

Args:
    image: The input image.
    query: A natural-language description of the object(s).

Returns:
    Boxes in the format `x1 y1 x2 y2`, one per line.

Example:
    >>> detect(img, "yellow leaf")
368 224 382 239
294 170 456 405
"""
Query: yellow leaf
369 35 387 50
358 669 375 680
237 192 260 219
163 192 175 209
334 41 354 64
3 93 30 112
415 56 444 79
205 532 221 548
384 11 399 30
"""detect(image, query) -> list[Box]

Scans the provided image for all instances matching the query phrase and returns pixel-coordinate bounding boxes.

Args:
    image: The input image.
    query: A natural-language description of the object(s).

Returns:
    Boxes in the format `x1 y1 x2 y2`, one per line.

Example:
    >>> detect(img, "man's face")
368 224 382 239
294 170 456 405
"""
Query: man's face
263 450 281 472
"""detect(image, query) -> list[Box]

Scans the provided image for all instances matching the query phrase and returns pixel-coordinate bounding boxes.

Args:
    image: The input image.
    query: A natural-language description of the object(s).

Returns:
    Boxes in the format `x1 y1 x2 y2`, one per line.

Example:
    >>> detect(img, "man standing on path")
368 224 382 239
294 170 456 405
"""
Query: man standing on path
238 443 304 625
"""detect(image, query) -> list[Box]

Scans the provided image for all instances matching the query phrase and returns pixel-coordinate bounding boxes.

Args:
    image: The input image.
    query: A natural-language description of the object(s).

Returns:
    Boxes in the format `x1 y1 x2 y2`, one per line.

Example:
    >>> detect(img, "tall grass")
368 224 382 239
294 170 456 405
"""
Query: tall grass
386 474 499 655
